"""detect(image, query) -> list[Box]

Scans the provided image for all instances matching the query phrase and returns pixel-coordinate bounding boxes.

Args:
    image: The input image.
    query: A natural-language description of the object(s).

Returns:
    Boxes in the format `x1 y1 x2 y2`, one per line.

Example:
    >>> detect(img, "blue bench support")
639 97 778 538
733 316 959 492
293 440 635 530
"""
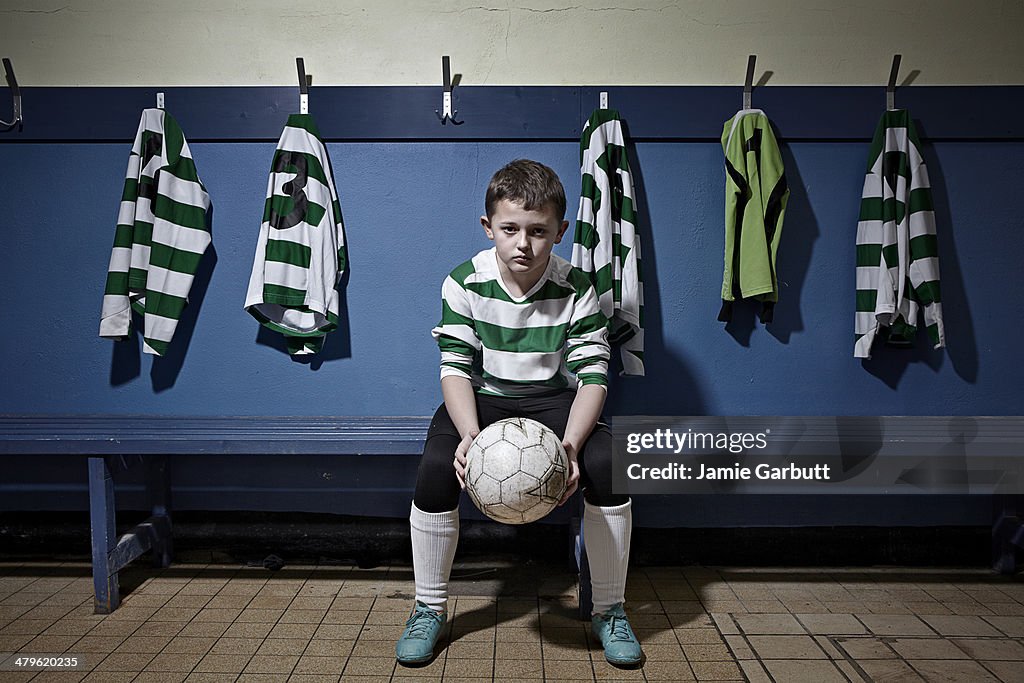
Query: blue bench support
993 496 1023 574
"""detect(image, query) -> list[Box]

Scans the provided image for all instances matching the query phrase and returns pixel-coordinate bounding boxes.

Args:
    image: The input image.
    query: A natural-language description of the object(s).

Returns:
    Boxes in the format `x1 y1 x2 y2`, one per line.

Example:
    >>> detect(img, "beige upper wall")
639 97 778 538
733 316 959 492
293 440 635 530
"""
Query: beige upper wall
2 0 1021 86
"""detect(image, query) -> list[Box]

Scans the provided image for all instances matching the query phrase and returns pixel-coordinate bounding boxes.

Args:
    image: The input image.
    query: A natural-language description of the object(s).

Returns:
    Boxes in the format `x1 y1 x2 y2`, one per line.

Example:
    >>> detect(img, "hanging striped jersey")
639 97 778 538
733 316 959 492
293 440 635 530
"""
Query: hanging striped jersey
245 114 347 355
99 108 211 356
572 107 645 376
433 248 610 397
854 109 944 359
719 108 789 324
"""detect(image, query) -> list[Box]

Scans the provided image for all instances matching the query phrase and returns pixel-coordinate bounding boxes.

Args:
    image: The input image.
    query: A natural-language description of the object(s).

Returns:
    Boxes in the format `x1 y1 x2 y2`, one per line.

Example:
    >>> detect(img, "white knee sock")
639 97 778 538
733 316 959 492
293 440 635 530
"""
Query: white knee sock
584 499 632 615
410 503 459 615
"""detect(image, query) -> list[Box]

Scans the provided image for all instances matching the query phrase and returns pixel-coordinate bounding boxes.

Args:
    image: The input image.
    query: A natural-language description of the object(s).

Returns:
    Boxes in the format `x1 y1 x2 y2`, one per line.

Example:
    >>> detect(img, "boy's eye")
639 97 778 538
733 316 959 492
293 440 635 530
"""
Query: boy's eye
502 226 517 233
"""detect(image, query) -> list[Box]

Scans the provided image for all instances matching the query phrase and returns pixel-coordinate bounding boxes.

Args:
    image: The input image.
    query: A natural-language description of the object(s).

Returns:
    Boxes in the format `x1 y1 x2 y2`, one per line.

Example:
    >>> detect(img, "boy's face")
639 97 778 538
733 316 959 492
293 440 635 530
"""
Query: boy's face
481 199 569 284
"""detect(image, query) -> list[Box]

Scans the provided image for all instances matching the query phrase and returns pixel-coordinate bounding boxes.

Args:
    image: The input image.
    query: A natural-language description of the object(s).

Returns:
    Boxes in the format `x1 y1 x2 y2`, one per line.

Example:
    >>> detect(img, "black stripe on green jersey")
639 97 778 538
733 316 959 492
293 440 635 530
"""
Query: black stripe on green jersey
264 239 312 268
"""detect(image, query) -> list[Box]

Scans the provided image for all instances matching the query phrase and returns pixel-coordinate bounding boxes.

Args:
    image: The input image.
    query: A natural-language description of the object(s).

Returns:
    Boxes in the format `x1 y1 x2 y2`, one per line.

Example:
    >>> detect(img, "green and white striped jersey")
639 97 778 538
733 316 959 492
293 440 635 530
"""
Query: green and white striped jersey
245 114 347 355
572 108 645 376
99 108 211 356
854 109 944 359
433 249 610 397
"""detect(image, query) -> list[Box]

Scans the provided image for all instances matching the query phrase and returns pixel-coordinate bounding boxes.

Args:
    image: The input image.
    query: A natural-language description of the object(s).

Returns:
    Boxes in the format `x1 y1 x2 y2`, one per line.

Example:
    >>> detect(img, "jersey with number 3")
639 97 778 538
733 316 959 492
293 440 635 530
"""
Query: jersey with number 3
244 114 347 355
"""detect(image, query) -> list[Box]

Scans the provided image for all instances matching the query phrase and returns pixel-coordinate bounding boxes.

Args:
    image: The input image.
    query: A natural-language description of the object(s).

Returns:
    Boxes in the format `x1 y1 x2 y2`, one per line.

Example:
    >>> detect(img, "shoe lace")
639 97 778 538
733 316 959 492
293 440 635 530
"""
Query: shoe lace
606 615 635 643
404 607 441 639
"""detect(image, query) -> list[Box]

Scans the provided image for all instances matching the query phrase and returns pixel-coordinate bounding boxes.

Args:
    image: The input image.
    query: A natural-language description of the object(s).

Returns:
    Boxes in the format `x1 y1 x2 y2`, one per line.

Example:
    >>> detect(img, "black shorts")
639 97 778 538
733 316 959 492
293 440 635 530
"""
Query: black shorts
413 390 626 512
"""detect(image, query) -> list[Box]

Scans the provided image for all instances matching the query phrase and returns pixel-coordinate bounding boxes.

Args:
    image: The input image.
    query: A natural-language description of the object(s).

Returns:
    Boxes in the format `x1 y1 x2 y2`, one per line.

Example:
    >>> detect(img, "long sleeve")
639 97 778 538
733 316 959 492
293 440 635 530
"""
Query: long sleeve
720 109 788 324
99 109 211 356
572 108 645 376
432 262 480 382
854 109 943 359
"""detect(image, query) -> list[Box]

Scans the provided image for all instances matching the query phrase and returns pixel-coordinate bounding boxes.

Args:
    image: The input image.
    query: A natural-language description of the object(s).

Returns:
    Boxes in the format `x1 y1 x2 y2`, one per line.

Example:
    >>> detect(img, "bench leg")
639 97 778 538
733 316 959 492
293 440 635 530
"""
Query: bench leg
146 455 173 568
88 457 120 614
992 496 1021 574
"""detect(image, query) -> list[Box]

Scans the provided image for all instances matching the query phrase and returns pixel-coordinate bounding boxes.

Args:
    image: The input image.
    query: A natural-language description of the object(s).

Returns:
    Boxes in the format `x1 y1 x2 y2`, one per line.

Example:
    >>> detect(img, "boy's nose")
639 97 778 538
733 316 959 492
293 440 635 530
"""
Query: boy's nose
515 232 529 250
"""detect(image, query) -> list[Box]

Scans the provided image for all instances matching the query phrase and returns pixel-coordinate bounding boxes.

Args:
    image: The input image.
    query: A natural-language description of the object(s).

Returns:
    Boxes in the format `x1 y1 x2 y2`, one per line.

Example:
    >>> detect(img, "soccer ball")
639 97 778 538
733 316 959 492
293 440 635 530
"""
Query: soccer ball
464 417 569 524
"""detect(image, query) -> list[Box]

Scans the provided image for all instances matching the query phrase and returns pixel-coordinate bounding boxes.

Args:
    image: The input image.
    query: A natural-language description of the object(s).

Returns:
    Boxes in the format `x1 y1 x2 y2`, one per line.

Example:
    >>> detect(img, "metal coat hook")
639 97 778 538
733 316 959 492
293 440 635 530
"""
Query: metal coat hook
743 54 756 110
1 57 23 131
599 91 608 110
296 57 310 114
156 92 165 110
435 56 462 125
887 54 902 111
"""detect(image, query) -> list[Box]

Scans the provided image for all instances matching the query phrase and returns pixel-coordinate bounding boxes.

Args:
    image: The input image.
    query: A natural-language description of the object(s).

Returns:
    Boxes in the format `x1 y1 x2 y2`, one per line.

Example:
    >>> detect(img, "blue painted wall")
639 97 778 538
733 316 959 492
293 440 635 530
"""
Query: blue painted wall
1 132 1022 526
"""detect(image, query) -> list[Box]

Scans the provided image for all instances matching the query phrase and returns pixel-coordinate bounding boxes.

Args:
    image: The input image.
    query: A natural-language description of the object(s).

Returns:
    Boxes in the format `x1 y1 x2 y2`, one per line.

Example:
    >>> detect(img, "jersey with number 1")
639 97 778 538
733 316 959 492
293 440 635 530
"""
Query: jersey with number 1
244 114 347 355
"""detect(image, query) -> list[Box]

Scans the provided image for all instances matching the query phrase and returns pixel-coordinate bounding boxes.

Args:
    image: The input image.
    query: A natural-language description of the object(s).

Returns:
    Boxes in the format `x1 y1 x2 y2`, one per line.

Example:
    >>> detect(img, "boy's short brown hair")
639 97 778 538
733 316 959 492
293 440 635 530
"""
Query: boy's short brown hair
485 159 566 221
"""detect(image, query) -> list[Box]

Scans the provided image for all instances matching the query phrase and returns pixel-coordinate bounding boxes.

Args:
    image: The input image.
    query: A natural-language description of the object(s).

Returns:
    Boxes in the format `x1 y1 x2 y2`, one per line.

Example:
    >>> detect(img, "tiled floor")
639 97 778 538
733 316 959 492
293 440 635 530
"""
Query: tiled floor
0 560 1022 682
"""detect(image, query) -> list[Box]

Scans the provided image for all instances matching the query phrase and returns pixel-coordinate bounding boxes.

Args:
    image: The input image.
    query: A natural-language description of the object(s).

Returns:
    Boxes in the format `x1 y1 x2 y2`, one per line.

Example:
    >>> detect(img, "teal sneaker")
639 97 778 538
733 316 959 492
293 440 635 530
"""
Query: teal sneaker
591 603 643 666
395 601 446 665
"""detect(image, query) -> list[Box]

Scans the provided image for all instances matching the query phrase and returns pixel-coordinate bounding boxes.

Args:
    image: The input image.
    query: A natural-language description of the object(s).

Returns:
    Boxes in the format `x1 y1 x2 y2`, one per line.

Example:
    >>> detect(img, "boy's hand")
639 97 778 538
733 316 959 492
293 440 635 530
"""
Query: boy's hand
453 431 478 490
558 441 581 506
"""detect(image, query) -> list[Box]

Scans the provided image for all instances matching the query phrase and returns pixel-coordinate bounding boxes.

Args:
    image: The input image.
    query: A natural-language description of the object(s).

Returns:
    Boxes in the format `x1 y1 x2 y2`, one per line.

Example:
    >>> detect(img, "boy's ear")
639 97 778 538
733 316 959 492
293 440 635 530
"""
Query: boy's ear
554 219 570 244
481 215 494 240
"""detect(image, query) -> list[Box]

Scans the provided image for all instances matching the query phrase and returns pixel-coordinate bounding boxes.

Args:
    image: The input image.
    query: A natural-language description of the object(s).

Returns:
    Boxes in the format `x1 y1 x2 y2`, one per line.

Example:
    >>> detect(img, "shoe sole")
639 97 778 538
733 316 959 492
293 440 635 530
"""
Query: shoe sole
396 652 435 666
605 654 642 667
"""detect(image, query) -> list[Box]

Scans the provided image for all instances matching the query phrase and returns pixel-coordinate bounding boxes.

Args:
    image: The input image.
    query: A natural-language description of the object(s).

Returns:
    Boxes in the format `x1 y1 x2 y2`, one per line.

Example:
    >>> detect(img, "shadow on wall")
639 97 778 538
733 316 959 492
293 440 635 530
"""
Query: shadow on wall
604 137 706 418
860 133 978 390
110 209 219 392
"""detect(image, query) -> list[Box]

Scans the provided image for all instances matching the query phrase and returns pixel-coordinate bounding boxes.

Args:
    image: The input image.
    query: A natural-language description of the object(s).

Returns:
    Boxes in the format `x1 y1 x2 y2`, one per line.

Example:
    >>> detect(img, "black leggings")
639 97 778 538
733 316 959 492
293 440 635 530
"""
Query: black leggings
413 390 627 513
